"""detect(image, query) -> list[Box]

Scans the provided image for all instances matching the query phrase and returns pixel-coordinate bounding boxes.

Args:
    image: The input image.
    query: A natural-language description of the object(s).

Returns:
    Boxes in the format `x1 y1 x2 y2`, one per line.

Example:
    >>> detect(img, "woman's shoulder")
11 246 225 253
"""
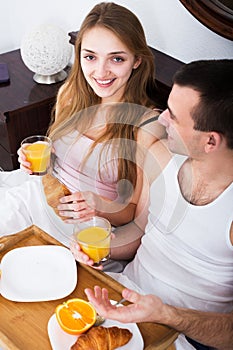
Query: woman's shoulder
139 108 162 128
137 108 166 148
144 139 172 184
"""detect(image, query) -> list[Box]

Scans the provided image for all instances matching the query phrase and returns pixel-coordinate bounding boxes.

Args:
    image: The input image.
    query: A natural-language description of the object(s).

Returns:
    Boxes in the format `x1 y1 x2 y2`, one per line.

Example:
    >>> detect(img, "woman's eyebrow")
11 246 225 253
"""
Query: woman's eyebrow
81 48 128 55
81 48 95 53
109 50 127 55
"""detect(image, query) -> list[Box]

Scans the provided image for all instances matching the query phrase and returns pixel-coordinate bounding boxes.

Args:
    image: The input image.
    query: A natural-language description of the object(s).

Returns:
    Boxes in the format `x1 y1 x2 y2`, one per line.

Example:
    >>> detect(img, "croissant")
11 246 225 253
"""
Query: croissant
42 173 71 217
70 326 133 350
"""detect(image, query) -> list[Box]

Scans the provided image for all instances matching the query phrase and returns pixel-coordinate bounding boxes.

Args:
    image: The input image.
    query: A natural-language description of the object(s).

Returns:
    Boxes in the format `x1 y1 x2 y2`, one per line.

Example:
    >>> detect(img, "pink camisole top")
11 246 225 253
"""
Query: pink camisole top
52 130 119 200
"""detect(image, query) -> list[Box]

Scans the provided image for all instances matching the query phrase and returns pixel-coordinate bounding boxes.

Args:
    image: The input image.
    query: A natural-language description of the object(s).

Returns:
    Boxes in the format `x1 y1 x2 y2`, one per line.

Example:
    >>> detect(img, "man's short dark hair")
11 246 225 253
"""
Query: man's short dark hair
173 59 233 149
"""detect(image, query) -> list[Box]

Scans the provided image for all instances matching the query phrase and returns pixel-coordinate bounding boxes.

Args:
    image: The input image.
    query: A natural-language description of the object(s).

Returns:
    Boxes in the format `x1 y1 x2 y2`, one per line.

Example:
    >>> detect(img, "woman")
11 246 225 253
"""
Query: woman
0 2 165 247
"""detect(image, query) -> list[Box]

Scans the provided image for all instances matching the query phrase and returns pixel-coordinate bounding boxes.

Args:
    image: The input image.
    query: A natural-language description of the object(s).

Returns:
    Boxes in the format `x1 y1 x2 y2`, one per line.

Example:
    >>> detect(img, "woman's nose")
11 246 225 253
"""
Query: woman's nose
95 59 109 77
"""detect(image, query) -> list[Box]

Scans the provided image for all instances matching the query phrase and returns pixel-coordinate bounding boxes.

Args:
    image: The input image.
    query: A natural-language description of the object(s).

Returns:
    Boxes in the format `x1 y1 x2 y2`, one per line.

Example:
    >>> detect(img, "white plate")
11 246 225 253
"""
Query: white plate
48 313 143 350
0 245 77 302
48 299 143 350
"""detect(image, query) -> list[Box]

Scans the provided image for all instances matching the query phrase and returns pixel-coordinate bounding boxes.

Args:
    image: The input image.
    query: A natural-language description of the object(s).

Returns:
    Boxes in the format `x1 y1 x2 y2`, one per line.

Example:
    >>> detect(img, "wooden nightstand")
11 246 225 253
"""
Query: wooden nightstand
0 49 66 170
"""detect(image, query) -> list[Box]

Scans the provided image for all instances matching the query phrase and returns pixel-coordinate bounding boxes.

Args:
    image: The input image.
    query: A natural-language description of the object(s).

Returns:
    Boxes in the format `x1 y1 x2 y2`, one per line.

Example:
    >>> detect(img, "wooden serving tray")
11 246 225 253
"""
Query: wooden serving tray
0 225 178 350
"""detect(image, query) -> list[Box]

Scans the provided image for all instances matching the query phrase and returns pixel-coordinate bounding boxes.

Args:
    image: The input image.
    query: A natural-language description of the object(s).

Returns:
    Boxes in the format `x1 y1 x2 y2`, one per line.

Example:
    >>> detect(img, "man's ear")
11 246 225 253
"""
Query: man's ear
133 57 142 69
205 132 222 153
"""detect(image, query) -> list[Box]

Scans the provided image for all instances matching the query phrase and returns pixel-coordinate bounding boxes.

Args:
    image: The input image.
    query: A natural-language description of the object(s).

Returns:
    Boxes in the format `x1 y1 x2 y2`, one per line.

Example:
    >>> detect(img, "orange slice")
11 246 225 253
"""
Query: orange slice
55 298 96 335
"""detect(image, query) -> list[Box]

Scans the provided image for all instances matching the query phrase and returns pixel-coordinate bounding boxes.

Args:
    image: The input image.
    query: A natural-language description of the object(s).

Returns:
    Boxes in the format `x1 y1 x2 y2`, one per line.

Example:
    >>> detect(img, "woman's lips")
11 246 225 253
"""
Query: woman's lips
94 78 115 87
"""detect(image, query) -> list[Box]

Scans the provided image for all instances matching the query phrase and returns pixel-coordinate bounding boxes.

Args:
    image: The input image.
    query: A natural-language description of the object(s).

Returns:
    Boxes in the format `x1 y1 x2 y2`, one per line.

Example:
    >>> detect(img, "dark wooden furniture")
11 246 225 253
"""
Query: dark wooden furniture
0 50 65 170
68 31 184 109
179 0 233 40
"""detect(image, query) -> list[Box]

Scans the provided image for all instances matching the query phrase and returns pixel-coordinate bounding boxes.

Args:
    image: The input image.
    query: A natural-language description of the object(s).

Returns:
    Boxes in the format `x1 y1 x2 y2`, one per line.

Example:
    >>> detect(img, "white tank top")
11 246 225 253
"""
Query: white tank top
124 154 233 312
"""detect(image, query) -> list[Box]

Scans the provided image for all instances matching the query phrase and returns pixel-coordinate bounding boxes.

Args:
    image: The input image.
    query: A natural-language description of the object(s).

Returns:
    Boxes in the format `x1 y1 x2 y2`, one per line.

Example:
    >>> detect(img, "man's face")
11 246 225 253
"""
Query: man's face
158 84 205 157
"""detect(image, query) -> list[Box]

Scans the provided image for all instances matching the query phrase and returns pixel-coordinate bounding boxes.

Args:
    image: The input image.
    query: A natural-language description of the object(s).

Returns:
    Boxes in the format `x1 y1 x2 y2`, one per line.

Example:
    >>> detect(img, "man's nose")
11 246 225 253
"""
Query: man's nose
158 109 169 127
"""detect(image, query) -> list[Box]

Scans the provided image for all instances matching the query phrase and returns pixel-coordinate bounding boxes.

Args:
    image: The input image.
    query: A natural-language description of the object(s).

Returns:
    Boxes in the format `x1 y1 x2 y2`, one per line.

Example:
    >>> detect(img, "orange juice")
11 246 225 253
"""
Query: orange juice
76 226 110 263
25 141 51 174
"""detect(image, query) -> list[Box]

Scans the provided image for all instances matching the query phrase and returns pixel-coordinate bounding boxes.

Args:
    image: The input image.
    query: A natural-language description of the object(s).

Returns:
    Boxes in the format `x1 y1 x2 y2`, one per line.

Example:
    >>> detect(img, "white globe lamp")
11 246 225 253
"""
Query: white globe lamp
21 24 72 84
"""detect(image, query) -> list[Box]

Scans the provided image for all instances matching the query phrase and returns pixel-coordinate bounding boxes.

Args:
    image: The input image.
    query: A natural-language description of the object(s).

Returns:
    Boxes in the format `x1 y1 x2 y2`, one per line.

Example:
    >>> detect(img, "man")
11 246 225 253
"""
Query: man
84 60 233 350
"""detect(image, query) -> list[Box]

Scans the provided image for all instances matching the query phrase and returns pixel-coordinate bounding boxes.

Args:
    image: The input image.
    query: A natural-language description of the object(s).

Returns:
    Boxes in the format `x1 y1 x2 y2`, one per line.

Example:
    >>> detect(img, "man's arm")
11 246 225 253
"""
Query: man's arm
166 304 233 350
85 287 233 350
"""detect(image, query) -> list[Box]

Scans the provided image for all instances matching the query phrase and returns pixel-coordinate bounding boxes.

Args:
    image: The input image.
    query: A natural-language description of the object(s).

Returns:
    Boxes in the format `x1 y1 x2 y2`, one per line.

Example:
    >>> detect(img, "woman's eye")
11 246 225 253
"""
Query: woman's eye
113 57 124 63
84 55 95 61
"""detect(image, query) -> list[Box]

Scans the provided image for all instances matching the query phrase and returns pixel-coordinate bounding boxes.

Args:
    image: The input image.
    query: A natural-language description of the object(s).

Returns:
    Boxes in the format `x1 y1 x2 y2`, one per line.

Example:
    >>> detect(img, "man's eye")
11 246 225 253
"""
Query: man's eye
170 112 175 120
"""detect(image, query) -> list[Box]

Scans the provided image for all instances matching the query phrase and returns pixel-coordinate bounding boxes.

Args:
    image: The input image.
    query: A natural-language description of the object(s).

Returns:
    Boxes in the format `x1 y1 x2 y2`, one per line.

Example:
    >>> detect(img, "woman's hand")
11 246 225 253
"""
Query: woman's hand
17 146 56 175
17 147 33 174
69 238 103 270
57 191 101 223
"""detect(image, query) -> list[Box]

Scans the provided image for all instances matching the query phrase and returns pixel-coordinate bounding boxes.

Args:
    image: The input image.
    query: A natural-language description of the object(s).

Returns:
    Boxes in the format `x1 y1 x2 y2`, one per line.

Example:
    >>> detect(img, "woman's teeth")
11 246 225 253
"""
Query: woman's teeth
96 79 113 85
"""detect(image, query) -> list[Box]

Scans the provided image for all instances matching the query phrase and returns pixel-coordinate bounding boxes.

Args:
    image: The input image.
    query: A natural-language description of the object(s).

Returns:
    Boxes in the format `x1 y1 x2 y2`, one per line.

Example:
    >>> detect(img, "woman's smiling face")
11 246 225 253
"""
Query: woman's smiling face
80 26 141 103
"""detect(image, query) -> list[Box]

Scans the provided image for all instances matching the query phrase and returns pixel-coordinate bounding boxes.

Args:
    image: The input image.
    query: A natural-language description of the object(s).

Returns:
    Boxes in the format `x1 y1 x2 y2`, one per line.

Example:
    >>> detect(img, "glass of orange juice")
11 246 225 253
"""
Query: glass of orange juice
73 216 111 267
21 135 52 175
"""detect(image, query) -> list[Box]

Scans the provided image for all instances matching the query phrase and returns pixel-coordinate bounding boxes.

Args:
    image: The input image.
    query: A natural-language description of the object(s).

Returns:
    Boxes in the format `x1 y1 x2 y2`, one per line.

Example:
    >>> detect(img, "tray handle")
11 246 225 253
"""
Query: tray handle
0 229 32 252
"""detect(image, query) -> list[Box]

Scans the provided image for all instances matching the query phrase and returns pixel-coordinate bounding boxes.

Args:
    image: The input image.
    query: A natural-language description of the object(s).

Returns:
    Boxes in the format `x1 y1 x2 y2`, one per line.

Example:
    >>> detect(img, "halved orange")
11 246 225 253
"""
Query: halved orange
55 298 96 335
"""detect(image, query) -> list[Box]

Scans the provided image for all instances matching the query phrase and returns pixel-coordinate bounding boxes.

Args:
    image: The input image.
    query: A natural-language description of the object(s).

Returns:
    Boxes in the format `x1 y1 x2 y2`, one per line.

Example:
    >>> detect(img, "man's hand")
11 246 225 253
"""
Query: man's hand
85 286 233 350
85 285 166 324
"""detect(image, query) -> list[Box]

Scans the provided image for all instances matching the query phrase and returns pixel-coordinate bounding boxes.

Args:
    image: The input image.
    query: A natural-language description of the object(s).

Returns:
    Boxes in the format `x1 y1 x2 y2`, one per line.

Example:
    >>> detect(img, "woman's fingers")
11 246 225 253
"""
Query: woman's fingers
19 164 33 174
58 191 100 222
17 147 33 173
70 241 103 270
59 191 88 204
59 207 95 220
60 191 98 211
57 196 96 221
58 201 89 212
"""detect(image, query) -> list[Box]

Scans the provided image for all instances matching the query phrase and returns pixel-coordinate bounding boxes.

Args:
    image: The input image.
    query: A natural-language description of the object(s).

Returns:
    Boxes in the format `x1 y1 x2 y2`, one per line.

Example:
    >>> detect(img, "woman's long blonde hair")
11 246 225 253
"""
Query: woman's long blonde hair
48 2 157 195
